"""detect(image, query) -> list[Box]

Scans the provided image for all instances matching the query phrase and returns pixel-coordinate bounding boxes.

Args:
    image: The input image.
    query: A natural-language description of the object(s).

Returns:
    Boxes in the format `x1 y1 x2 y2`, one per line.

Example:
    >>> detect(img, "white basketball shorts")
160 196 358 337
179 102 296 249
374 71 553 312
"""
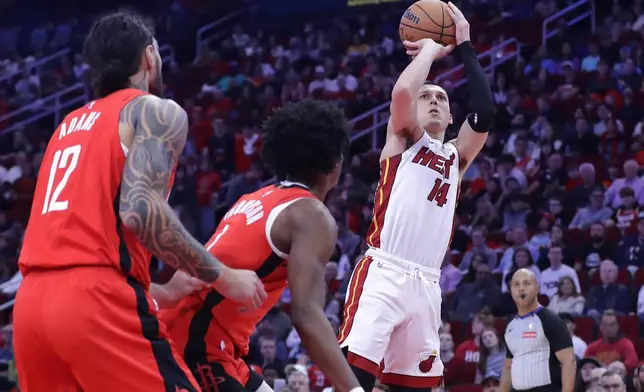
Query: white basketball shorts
338 247 443 388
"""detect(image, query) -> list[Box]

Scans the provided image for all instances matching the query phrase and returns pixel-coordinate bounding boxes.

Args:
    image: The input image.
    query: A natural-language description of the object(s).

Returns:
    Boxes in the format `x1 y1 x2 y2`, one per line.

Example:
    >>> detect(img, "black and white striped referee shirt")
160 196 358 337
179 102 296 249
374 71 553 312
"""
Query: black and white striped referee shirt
504 306 572 391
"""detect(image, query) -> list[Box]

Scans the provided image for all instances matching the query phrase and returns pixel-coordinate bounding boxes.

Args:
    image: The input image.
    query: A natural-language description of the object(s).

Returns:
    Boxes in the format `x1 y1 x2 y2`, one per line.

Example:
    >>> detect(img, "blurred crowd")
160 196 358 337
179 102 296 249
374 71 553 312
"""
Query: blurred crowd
1 0 644 391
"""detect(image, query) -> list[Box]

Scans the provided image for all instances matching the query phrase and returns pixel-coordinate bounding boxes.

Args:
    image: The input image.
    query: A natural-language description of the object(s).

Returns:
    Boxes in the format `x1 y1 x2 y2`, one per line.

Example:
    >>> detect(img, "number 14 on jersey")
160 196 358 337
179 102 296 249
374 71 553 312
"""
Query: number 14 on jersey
427 178 450 207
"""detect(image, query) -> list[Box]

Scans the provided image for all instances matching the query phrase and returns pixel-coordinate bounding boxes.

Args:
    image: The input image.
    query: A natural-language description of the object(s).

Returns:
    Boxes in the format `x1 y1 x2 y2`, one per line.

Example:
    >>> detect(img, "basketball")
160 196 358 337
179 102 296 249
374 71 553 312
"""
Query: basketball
399 0 456 46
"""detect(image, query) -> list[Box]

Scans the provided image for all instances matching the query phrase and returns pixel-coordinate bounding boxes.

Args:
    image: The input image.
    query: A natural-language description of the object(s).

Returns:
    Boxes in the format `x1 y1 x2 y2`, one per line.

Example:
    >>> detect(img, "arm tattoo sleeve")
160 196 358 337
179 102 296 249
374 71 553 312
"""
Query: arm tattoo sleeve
118 96 222 283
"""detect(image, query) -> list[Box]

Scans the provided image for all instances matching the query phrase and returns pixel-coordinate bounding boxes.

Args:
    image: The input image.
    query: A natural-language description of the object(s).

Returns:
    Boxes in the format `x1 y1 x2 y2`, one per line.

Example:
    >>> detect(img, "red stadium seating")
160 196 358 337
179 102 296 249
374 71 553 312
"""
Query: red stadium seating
450 385 483 392
616 315 640 342
634 268 644 290
494 318 506 335
636 339 644 359
574 316 596 343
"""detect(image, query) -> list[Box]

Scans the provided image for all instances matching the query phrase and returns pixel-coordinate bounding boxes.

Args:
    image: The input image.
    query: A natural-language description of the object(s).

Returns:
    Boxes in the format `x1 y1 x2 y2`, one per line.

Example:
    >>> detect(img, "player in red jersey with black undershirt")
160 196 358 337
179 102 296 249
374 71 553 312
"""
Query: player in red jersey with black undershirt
160 100 363 392
13 12 266 392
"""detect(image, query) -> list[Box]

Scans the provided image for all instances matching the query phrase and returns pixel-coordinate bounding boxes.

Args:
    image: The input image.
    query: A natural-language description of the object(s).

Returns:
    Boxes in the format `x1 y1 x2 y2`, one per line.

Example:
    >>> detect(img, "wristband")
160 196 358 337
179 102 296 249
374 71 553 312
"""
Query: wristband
349 388 365 392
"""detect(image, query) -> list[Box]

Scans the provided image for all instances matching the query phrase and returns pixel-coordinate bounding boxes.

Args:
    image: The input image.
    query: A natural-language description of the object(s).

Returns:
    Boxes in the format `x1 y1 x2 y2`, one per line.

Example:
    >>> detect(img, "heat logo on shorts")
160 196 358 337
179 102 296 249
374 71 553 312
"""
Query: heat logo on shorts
418 350 438 373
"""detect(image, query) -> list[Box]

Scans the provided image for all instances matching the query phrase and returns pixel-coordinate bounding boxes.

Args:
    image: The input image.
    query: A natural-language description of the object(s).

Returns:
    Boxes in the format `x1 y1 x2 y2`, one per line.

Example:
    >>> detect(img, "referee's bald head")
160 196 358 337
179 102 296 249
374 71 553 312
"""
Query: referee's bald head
513 268 538 283
510 268 539 306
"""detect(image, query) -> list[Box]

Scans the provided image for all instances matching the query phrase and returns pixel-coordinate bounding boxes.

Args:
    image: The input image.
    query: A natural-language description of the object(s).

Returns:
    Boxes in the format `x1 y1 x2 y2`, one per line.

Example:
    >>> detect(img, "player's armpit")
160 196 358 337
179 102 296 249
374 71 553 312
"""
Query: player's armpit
554 347 576 392
499 358 512 392
284 199 360 392
118 95 223 283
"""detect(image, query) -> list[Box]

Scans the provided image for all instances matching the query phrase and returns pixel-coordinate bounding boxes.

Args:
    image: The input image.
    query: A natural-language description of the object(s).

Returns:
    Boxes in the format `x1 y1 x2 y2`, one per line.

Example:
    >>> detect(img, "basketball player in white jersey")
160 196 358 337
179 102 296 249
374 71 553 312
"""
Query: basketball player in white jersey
338 3 495 392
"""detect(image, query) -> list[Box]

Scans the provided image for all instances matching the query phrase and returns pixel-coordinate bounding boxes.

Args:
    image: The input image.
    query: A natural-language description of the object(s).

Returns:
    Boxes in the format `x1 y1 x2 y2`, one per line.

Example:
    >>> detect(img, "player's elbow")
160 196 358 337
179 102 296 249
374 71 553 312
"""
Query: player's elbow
468 109 495 133
118 191 151 238
391 83 414 105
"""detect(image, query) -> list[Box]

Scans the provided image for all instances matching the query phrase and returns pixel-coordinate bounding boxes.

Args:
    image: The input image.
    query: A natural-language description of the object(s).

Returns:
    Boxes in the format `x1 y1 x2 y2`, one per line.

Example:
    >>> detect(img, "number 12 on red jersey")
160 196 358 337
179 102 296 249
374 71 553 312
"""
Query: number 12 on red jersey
42 145 82 215
427 178 450 207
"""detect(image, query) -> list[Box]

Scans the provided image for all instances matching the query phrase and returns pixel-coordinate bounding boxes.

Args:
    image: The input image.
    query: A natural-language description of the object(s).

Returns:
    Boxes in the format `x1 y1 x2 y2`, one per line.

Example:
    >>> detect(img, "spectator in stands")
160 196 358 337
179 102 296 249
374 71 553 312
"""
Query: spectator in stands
529 214 554 250
585 260 631 319
336 218 360 261
501 247 540 293
477 327 506 383
440 253 462 299
548 277 585 316
610 186 644 235
526 153 567 203
501 194 532 232
600 370 627 392
233 124 261 174
495 154 527 189
481 371 501 392
569 188 614 229
540 244 581 299
470 196 502 232
585 310 638 372
224 162 263 208
605 160 643 208
616 218 644 269
634 363 644 392
450 263 502 321
568 163 601 208
459 227 498 272
567 118 600 156
637 273 644 321
440 331 459 386
576 357 601 392
607 360 627 380
287 365 310 392
453 309 495 384
589 367 608 389
497 224 539 273
559 313 588 360
578 222 616 271
256 334 287 378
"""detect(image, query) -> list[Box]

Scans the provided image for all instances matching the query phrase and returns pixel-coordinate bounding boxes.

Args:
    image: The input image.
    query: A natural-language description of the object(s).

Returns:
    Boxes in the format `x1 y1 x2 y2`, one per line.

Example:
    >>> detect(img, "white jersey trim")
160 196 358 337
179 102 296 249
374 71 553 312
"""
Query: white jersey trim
264 198 307 258
121 142 129 156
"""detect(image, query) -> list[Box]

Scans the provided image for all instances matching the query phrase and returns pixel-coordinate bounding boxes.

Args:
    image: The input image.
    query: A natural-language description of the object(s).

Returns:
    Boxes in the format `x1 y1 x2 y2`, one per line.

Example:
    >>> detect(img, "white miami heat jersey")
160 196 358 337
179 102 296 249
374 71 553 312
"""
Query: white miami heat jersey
366 133 460 269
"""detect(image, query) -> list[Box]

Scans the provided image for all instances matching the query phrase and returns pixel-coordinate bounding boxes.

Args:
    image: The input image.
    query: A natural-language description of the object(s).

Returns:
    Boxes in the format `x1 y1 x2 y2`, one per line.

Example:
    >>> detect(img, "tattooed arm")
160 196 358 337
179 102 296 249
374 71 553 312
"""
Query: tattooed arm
118 95 266 307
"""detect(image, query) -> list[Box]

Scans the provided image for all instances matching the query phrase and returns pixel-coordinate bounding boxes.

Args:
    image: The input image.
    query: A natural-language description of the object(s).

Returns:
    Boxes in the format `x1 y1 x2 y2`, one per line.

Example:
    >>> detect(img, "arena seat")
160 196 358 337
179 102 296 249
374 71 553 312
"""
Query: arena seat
449 385 483 392
578 270 590 295
574 316 596 343
565 228 583 246
616 315 640 341
636 339 644 358
537 294 550 307
450 320 466 344
634 268 644 290
494 317 506 335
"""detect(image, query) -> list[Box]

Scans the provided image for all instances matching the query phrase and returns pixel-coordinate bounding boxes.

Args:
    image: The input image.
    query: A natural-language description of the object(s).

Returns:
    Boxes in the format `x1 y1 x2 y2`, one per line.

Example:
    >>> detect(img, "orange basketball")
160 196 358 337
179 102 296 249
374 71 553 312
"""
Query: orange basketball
399 0 456 46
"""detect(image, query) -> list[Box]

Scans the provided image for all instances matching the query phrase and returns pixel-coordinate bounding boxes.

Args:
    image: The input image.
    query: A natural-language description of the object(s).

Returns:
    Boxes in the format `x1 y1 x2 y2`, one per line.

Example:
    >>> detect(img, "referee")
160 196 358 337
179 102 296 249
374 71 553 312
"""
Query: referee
500 269 576 392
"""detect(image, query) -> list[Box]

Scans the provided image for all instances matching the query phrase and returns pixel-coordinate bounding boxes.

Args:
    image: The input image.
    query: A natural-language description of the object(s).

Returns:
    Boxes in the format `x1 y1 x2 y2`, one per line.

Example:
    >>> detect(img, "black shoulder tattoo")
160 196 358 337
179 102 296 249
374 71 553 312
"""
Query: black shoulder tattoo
118 96 222 283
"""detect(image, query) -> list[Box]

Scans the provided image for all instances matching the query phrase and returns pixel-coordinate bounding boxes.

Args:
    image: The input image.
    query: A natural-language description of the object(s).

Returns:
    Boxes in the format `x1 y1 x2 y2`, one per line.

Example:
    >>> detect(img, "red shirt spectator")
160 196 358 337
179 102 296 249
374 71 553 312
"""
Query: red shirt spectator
452 311 494 383
584 311 638 372
234 126 261 173
308 364 331 392
195 161 222 206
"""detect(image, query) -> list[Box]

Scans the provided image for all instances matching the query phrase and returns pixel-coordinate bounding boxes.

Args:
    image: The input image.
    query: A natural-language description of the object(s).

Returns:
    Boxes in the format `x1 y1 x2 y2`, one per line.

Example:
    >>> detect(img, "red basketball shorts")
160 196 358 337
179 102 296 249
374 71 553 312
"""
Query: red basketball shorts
13 266 201 392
